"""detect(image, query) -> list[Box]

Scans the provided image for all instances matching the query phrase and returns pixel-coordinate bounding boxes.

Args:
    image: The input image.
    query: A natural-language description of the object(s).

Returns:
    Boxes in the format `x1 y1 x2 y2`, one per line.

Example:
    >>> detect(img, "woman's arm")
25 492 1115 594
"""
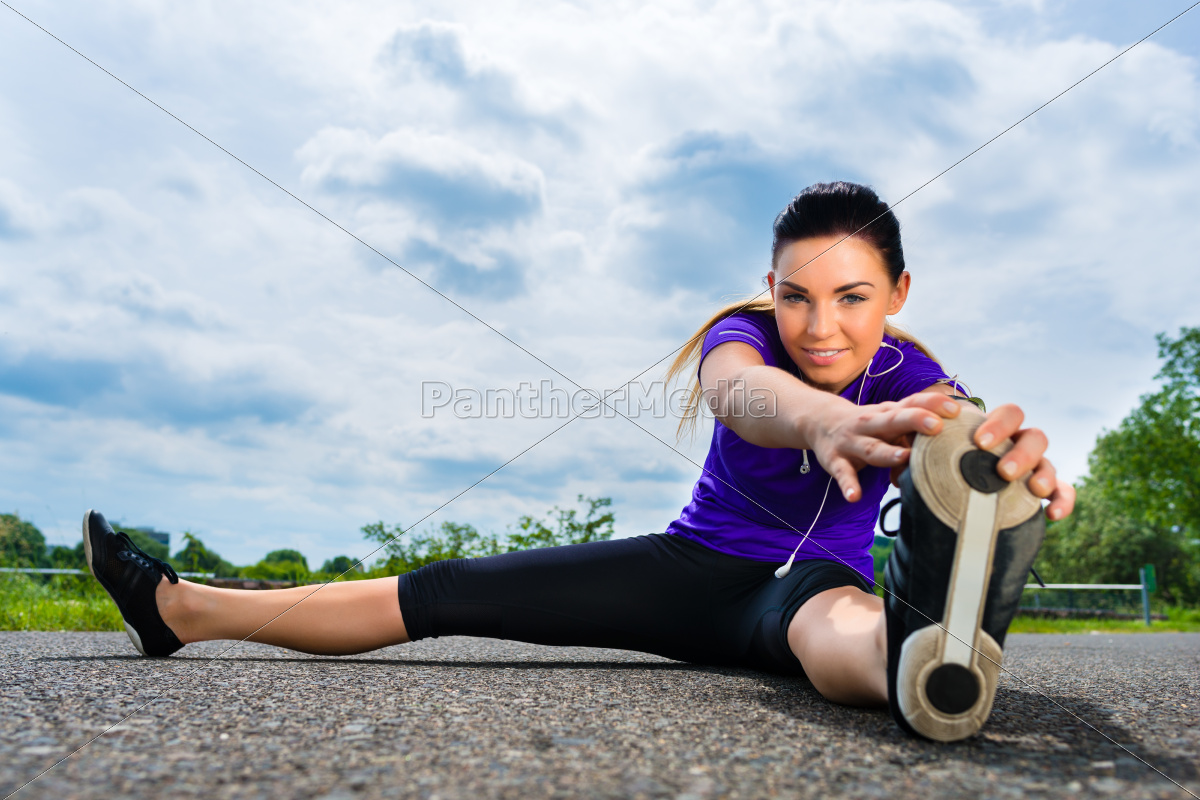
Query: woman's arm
699 342 1076 519
699 341 961 501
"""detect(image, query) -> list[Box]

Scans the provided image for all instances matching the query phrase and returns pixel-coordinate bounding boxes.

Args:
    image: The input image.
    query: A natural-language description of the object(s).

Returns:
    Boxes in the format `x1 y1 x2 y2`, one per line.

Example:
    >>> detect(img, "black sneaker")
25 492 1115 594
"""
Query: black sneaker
883 404 1045 742
83 509 184 657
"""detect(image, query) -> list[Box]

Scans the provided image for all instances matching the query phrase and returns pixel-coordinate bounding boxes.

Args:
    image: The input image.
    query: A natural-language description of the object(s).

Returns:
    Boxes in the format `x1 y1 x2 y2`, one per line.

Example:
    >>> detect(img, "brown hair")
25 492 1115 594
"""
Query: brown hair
664 182 937 442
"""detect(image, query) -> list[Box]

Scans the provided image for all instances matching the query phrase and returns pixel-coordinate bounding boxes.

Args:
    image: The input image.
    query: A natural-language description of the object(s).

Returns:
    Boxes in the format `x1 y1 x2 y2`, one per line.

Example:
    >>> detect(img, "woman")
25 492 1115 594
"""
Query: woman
84 182 1074 742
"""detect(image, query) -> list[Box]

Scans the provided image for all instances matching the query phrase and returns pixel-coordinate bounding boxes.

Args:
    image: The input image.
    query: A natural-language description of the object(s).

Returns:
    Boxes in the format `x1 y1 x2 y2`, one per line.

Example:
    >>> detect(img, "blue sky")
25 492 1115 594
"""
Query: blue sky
1 0 1198 565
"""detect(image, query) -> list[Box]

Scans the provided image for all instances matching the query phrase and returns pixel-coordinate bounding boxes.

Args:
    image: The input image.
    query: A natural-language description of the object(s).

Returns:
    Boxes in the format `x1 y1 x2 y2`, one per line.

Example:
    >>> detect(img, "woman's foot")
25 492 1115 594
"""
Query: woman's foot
83 509 185 657
883 405 1045 742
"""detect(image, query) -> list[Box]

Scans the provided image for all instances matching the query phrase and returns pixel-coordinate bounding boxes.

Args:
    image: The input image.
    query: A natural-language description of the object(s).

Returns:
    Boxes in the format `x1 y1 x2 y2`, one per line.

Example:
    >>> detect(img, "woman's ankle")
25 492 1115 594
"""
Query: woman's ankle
156 577 201 644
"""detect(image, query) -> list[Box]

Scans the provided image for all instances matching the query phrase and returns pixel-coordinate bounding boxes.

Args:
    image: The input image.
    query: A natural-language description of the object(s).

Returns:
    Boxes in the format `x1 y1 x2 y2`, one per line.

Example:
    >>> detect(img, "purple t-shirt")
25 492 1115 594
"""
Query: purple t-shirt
665 311 952 584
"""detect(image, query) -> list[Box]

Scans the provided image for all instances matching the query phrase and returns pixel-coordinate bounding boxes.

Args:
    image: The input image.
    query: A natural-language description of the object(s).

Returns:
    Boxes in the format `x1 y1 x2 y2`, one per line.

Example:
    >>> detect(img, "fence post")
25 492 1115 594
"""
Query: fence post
1139 567 1152 627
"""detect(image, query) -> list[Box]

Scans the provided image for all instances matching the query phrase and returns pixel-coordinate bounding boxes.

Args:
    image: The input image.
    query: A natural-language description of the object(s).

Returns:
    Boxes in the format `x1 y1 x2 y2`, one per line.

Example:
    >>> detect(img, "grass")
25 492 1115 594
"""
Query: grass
0 574 123 632
1010 606 1200 633
0 570 385 632
4 571 1200 634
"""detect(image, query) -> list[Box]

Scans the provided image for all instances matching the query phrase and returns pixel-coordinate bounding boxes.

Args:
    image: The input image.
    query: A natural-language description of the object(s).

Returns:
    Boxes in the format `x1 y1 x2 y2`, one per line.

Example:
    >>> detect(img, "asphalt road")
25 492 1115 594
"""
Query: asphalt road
1 632 1197 799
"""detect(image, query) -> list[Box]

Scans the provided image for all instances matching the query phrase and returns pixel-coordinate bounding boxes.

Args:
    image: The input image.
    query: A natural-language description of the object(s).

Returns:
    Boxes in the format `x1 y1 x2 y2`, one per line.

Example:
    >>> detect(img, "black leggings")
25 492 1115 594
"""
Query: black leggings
396 533 873 676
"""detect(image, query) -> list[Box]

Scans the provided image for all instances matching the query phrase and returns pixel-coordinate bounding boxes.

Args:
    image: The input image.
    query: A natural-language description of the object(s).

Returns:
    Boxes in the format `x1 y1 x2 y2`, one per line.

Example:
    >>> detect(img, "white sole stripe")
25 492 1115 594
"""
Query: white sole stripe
942 489 998 667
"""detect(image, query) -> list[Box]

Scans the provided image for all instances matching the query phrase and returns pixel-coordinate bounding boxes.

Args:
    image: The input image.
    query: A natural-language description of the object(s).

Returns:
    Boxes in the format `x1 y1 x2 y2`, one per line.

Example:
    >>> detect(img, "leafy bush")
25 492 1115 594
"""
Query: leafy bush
0 573 122 631
319 555 363 575
0 513 47 568
241 559 310 582
362 495 615 575
262 549 309 569
508 495 615 549
1039 482 1200 605
870 534 895 593
48 543 87 570
172 532 238 577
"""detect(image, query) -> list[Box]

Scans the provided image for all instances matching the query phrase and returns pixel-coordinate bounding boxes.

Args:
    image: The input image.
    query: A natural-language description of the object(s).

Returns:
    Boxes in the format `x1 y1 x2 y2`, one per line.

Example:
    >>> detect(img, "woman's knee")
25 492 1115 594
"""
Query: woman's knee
786 586 887 702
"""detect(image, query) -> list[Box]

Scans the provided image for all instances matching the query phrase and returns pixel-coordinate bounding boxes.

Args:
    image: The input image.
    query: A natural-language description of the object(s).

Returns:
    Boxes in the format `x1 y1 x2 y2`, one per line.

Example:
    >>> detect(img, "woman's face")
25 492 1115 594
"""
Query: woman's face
769 236 910 394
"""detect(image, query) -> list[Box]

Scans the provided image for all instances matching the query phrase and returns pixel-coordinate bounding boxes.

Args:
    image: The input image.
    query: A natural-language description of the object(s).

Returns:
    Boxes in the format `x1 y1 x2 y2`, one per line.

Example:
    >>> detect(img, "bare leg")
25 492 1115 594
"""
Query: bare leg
155 577 409 656
787 586 888 706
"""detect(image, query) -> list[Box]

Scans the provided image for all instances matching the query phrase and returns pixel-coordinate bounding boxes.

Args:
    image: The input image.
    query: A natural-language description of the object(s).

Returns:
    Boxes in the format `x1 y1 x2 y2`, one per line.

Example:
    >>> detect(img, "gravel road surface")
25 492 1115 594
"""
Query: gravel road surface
1 632 1197 799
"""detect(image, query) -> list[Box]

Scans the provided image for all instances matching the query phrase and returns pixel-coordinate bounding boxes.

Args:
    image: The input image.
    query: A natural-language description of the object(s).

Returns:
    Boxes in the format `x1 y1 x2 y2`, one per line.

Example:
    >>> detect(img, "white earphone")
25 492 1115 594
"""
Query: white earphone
775 341 904 579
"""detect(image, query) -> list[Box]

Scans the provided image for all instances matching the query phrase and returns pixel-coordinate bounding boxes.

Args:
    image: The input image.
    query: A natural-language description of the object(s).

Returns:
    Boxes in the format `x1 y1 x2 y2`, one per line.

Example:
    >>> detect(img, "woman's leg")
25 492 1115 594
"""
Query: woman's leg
786 586 888 706
397 534 728 664
155 532 718 659
156 576 408 656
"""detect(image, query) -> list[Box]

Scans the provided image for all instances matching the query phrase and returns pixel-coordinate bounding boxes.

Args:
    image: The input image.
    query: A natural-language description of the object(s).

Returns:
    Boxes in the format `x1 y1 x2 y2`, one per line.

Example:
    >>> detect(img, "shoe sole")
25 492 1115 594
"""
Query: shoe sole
82 510 149 657
895 413 1040 742
81 510 98 579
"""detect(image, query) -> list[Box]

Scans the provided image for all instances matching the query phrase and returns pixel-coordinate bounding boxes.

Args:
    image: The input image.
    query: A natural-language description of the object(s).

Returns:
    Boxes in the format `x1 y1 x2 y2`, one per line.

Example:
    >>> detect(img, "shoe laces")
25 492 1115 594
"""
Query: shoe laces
115 533 180 584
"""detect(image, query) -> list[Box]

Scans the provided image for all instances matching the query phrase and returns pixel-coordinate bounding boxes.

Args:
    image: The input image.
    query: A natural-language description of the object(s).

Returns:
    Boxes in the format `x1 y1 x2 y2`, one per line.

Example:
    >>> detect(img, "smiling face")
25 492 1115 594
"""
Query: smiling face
768 236 910 394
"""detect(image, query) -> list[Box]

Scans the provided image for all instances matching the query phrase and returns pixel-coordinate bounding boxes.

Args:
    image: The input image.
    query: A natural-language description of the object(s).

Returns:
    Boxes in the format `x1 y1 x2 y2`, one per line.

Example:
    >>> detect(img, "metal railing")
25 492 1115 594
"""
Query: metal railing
1023 566 1156 625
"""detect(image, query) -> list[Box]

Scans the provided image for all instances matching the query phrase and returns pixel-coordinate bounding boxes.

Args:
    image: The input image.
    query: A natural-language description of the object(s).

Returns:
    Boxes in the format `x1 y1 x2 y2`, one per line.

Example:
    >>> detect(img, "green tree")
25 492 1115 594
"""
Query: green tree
49 543 87 570
1039 482 1198 603
242 548 311 582
172 532 238 577
361 520 504 574
1088 327 1200 532
362 495 615 574
242 560 309 582
1048 326 1200 603
507 494 615 549
262 549 309 570
0 513 46 567
319 555 363 575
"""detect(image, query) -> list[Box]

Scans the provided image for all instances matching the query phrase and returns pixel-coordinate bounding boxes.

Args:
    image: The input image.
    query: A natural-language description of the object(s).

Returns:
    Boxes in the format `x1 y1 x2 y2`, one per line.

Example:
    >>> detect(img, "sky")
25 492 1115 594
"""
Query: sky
1 0 1198 566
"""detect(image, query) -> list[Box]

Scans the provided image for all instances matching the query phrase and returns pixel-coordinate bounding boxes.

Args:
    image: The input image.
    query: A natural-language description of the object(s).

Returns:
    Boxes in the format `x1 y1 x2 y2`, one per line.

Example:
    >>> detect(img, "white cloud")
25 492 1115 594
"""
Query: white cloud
0 0 1197 564
297 127 545 211
0 179 46 237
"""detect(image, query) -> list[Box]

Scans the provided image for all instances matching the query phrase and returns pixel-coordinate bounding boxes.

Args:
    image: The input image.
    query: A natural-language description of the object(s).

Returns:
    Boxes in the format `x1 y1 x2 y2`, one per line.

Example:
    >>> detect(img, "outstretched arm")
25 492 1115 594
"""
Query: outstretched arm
699 341 962 501
700 341 1076 519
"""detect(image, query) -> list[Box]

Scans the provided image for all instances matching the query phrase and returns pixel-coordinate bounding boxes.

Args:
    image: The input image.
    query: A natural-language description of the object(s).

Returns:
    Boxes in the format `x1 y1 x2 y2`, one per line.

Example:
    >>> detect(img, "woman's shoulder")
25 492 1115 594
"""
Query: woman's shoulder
712 310 782 344
702 310 785 364
715 309 777 331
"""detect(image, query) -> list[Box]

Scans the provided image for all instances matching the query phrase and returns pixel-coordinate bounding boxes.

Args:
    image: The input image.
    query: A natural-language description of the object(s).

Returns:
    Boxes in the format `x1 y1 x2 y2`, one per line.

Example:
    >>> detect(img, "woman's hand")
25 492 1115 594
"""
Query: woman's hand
808 392 964 503
973 403 1076 521
812 395 1075 522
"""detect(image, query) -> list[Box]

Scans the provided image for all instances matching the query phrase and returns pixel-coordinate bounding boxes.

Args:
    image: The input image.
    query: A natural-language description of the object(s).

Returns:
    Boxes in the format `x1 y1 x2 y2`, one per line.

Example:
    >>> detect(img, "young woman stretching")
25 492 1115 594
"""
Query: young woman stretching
85 182 1075 741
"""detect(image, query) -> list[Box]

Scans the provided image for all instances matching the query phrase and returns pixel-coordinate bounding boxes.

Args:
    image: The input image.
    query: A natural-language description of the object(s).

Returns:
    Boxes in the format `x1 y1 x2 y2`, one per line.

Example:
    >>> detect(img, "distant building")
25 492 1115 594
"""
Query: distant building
134 527 170 551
